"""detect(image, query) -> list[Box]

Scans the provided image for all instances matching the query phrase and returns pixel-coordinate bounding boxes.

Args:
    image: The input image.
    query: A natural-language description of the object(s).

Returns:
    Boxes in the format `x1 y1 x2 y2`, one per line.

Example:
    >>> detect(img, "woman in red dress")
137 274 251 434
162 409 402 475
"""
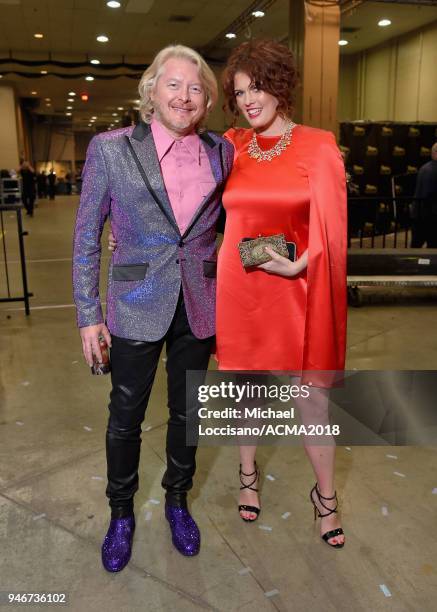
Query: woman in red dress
217 40 347 547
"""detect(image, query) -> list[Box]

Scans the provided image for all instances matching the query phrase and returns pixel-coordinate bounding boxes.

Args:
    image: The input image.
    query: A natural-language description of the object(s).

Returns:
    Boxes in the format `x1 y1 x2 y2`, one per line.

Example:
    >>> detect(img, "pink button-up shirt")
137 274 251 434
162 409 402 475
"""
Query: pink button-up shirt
151 119 216 234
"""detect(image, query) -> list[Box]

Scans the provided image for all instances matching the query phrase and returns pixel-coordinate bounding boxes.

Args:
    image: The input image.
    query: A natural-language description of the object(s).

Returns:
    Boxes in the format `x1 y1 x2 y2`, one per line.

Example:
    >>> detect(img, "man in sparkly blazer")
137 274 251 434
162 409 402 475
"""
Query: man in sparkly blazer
72 45 233 572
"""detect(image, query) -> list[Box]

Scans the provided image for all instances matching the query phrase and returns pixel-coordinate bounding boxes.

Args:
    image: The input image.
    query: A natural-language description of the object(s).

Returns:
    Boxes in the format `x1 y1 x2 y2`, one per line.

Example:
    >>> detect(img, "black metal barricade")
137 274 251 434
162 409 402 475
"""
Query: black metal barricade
347 196 429 249
0 194 32 315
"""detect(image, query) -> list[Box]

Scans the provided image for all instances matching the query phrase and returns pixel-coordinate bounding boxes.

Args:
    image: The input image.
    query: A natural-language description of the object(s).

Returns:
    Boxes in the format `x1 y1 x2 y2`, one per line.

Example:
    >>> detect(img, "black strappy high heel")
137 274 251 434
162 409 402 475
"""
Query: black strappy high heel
310 483 345 548
238 463 261 522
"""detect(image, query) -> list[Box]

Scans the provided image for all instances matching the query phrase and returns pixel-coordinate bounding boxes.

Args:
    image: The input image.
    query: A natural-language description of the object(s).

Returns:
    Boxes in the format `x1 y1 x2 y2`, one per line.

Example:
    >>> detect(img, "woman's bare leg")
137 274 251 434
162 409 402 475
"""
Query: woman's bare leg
296 384 345 545
238 445 259 520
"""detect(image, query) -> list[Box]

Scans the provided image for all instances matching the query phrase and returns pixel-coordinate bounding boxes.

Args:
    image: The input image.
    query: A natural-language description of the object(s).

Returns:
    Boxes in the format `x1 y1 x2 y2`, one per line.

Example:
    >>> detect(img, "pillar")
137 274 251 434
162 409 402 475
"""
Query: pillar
0 85 20 169
289 0 341 134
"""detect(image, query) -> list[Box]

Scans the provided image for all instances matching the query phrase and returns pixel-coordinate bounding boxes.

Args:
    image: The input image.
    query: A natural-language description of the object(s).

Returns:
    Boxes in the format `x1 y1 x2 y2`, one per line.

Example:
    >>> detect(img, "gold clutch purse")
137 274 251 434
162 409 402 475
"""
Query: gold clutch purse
238 233 289 268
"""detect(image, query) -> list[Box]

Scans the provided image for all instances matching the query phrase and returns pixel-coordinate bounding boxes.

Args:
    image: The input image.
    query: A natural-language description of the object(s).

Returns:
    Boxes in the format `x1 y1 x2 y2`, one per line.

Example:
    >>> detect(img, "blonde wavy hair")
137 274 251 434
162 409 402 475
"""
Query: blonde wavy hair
138 45 218 131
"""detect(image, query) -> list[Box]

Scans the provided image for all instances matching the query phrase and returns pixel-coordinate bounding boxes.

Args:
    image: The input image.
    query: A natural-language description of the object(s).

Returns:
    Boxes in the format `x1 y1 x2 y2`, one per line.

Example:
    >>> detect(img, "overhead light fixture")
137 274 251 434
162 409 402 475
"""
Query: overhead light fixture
226 33 236 39
31 91 37 95
67 98 74 102
112 112 118 116
68 91 76 96
45 97 51 101
378 19 391 27
34 33 44 39
85 76 95 81
88 123 92 127
67 106 73 110
0 75 3 79
46 103 51 107
66 112 72 116
92 116 97 119
107 1 121 7
252 11 265 18
40 70 48 74
96 35 109 43
338 40 349 46
90 59 100 65
117 106 124 110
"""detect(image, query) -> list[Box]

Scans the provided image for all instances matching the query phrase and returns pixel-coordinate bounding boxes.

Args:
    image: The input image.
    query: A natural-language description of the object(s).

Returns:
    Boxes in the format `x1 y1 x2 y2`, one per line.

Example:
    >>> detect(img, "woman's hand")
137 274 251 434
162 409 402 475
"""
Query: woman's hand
108 231 117 252
257 247 308 278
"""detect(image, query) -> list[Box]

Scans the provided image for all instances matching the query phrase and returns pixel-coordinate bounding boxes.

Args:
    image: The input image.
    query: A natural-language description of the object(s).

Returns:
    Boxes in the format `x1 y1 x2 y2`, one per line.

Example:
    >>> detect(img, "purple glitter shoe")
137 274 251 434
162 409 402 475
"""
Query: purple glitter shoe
165 504 200 556
101 515 135 572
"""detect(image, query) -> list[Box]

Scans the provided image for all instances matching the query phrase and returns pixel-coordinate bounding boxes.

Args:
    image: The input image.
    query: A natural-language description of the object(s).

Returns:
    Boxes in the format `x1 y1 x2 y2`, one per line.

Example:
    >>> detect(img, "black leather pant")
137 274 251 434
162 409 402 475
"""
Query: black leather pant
411 218 437 248
22 193 35 215
106 295 214 518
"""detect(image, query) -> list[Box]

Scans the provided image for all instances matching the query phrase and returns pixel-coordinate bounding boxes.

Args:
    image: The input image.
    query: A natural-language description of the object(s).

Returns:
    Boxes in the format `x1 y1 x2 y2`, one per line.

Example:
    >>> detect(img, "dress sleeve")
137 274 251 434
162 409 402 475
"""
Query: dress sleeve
302 132 347 384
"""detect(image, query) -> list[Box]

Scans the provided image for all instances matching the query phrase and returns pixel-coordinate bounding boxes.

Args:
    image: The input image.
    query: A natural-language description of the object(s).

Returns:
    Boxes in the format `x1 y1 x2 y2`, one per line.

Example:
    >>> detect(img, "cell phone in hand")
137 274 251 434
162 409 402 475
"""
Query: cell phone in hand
91 336 111 375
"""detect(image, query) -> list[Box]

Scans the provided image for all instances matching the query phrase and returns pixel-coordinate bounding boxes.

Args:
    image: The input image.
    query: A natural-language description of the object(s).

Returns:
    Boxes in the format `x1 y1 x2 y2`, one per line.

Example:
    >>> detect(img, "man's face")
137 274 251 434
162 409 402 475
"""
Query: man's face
151 57 207 138
432 145 437 161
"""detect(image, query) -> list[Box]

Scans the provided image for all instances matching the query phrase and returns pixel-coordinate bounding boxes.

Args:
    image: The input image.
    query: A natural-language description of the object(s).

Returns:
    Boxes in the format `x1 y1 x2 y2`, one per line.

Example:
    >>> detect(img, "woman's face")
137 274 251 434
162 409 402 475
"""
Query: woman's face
233 71 280 132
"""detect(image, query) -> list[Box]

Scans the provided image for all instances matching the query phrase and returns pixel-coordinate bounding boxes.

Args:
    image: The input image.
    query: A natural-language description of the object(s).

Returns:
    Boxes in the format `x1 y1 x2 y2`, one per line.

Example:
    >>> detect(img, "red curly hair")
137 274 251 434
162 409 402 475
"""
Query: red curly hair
222 39 299 121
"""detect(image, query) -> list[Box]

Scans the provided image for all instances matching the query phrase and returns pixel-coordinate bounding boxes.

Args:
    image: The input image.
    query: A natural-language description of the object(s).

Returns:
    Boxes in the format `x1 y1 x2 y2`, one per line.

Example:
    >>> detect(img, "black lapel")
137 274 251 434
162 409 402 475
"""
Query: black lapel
200 131 224 184
126 122 180 237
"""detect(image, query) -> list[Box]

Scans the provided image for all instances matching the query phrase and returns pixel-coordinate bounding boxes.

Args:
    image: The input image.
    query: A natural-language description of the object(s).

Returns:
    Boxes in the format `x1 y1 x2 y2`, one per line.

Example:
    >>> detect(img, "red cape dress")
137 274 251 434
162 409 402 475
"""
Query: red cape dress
215 125 347 381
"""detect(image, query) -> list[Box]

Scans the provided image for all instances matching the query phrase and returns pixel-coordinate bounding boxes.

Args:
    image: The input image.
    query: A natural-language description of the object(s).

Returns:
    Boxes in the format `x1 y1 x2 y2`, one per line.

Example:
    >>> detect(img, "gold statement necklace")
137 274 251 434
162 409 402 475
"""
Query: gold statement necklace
248 120 297 162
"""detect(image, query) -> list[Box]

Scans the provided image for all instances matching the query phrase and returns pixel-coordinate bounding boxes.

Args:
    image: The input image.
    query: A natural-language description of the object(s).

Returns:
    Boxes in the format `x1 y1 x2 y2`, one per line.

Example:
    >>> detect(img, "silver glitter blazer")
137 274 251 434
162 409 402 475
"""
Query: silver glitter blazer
72 122 234 340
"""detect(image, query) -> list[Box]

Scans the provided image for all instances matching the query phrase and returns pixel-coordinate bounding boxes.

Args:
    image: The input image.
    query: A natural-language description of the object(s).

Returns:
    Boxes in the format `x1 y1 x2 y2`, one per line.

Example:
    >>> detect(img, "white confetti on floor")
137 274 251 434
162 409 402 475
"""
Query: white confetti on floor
379 584 392 597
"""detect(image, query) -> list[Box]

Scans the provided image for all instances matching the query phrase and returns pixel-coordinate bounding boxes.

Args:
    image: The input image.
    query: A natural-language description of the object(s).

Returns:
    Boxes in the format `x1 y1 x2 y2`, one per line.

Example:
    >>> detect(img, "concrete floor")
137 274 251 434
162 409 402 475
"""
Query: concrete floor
1 196 437 611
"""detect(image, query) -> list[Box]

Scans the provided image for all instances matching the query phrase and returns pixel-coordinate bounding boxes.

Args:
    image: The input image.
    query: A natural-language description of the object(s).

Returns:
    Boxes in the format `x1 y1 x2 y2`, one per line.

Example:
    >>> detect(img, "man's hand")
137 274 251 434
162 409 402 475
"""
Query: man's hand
79 323 112 367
